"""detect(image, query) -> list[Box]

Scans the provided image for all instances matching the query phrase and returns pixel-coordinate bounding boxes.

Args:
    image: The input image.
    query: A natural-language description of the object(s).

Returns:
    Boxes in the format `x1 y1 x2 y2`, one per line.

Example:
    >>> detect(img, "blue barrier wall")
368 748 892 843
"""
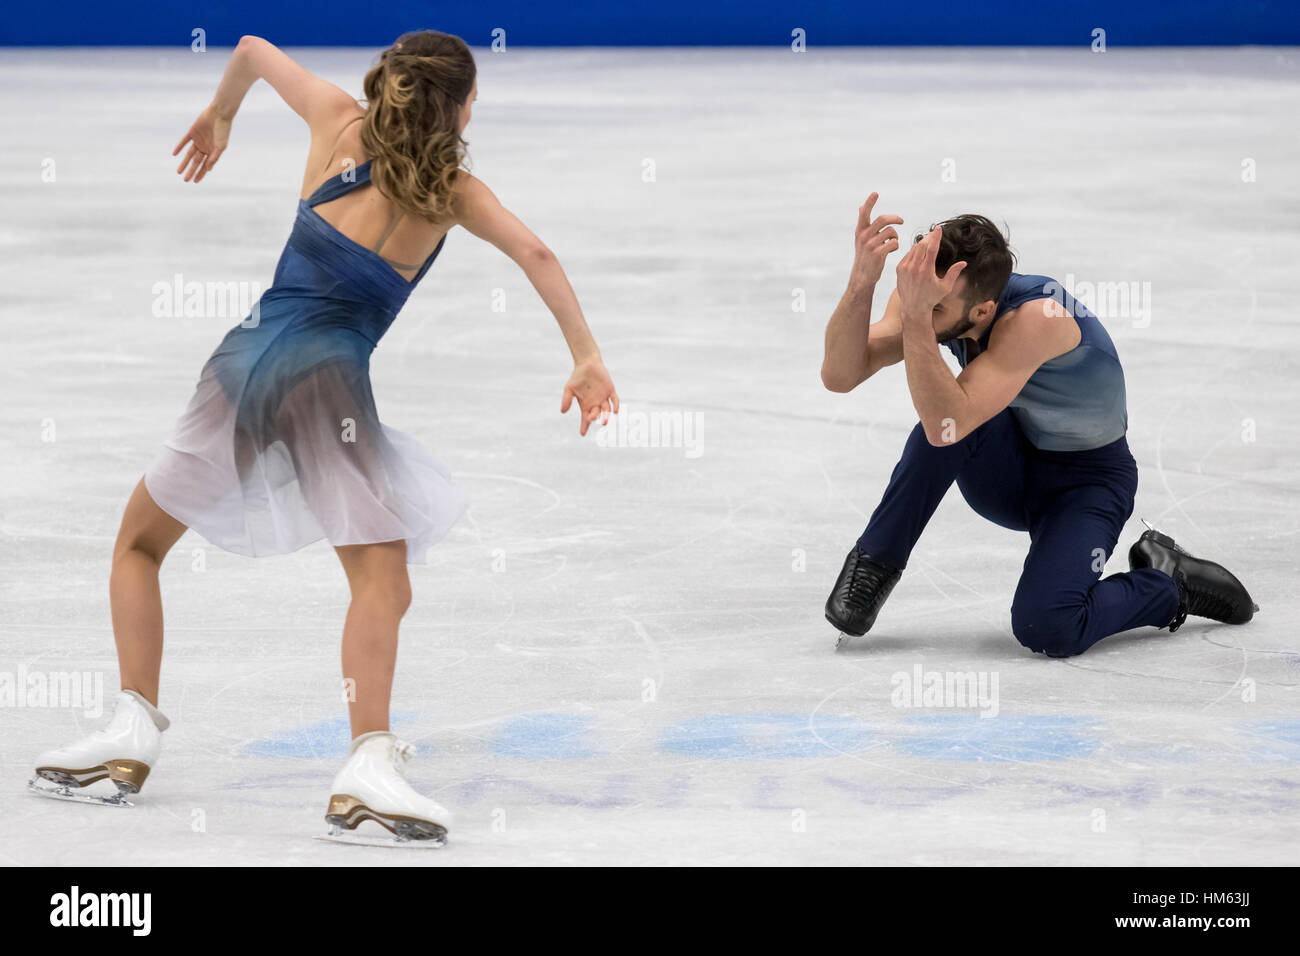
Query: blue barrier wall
2 1 1297 46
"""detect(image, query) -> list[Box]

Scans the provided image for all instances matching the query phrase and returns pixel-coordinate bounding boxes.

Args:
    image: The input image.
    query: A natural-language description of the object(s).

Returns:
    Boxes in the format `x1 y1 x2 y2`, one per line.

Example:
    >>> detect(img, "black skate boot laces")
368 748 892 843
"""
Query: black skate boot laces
1186 586 1239 623
847 561 893 612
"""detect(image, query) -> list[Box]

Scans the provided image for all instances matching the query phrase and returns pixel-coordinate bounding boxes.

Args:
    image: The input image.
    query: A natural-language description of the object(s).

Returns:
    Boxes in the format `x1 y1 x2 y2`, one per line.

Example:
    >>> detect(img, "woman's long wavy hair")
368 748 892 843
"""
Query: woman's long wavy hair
360 31 476 223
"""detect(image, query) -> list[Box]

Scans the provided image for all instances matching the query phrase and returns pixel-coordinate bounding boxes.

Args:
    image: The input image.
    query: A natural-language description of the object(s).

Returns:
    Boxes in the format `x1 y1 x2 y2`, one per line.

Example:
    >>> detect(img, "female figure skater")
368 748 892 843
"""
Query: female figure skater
30 31 618 845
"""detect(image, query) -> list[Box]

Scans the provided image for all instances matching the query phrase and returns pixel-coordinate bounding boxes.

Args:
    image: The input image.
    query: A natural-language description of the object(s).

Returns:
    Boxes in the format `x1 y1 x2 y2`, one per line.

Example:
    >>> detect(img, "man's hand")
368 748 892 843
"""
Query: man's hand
849 192 904 290
897 225 966 318
821 193 904 391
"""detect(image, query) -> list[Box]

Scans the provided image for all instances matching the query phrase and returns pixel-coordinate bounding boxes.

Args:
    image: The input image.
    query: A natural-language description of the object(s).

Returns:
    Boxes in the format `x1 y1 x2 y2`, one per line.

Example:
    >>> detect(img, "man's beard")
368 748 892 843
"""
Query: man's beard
935 315 976 345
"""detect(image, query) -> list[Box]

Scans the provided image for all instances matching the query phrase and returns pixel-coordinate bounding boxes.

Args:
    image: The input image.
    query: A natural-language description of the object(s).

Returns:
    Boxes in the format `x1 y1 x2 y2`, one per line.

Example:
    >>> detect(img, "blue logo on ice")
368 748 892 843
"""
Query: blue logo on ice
661 713 871 759
243 711 418 759
896 714 1098 761
1245 719 1300 762
492 712 601 759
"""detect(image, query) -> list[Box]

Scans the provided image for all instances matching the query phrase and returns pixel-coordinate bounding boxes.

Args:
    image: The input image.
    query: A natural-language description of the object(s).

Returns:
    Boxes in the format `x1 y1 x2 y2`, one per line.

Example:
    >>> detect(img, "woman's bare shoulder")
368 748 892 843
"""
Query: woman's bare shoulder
450 172 497 216
300 108 369 199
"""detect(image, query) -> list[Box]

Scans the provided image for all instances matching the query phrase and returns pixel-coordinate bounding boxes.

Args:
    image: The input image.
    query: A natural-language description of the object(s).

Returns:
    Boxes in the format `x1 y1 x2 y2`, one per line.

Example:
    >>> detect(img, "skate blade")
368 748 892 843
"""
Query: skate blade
27 776 135 808
835 631 851 650
315 824 446 849
324 793 448 845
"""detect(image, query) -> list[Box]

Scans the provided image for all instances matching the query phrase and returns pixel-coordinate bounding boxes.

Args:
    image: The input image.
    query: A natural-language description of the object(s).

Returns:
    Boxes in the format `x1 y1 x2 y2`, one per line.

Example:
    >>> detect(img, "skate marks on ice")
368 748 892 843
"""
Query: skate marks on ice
1149 246 1263 559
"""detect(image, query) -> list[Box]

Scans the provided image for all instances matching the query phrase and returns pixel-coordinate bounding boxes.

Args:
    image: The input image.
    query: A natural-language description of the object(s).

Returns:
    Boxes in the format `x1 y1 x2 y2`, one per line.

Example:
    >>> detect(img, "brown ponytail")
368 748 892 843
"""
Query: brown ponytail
360 30 476 223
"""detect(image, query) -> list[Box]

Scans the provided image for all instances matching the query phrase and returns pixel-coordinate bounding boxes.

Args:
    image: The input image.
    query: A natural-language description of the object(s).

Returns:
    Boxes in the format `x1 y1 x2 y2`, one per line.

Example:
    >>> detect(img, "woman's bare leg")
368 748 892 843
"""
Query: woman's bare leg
334 540 411 738
110 478 186 707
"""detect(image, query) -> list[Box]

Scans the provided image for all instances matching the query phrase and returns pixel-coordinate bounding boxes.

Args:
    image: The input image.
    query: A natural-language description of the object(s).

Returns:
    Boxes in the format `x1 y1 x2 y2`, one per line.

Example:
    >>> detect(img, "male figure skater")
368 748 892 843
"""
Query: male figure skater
821 194 1256 656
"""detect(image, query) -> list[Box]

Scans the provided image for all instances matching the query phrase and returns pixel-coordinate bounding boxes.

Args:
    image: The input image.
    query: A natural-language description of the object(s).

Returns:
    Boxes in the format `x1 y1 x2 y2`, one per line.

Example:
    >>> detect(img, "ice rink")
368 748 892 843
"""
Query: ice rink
2 46 1298 865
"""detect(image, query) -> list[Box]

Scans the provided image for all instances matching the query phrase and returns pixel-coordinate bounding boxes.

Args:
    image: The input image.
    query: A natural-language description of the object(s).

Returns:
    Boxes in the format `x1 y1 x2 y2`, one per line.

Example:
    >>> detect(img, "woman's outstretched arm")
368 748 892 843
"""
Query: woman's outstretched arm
454 174 619 436
174 35 358 183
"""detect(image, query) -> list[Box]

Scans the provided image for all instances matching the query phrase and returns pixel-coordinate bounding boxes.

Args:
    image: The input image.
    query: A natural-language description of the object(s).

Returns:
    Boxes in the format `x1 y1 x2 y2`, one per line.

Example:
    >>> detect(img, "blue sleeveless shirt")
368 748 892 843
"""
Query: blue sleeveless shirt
945 273 1128 452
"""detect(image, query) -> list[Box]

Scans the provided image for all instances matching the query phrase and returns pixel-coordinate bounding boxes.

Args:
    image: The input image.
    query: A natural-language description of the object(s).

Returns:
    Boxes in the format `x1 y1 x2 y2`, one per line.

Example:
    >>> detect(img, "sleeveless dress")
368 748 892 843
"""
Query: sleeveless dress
946 272 1128 452
144 161 466 564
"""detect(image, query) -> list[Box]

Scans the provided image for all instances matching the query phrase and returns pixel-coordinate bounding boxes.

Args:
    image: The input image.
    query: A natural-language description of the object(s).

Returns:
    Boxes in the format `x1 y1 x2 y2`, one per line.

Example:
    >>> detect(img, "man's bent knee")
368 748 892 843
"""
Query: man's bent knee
1011 603 1089 658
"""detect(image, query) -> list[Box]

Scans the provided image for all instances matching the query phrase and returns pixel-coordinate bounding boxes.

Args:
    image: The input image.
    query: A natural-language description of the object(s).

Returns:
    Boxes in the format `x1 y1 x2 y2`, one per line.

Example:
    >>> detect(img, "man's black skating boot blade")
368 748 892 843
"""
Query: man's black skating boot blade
1129 523 1258 630
826 548 901 637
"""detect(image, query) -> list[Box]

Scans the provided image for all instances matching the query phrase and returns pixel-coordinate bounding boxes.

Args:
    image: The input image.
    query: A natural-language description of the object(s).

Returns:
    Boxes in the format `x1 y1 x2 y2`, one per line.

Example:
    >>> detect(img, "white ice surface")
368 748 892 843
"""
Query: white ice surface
2 47 1298 866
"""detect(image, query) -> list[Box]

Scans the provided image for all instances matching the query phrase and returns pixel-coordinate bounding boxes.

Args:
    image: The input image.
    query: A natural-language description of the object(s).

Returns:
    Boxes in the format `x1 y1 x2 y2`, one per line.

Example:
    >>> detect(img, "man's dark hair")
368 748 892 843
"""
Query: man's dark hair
914 214 1014 307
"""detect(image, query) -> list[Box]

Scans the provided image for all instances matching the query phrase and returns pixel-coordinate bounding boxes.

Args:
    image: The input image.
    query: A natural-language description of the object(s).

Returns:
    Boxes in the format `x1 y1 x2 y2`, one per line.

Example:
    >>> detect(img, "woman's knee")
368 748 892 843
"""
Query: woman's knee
337 541 411 615
113 479 185 566
112 529 173 569
351 570 412 617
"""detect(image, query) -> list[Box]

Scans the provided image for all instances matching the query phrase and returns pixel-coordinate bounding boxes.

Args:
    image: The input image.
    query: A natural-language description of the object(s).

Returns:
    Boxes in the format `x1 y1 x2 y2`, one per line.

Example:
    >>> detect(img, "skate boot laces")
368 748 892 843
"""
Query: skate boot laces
390 739 415 775
848 560 893 611
1185 583 1240 622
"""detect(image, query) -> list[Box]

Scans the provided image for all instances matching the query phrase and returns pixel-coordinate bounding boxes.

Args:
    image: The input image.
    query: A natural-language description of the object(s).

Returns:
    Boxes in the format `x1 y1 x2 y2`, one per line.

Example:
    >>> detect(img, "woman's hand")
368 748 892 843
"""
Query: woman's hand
561 357 619 436
173 103 231 183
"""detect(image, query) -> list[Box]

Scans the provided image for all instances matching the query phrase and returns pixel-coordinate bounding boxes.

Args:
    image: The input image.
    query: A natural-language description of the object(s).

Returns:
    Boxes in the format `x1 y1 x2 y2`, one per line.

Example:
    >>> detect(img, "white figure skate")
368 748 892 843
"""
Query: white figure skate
28 689 169 808
319 731 451 847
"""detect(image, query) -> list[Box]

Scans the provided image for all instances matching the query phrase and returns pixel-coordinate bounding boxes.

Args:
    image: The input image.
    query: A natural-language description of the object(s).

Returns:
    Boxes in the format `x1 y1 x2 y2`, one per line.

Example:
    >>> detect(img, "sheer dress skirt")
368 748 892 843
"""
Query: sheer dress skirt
144 305 465 564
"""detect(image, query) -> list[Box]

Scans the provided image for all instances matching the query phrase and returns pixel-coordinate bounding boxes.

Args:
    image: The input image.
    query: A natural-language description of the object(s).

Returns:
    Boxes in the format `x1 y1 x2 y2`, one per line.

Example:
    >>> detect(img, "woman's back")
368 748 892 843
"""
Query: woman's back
305 115 452 282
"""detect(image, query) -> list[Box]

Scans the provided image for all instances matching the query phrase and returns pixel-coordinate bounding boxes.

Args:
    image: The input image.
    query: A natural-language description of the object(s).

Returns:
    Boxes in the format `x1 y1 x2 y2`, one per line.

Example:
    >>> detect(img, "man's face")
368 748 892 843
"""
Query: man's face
931 278 978 344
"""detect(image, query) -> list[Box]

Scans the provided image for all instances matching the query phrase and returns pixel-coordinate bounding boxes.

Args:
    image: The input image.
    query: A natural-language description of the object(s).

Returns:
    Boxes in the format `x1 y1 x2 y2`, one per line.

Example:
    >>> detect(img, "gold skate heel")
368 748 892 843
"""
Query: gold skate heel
323 793 447 845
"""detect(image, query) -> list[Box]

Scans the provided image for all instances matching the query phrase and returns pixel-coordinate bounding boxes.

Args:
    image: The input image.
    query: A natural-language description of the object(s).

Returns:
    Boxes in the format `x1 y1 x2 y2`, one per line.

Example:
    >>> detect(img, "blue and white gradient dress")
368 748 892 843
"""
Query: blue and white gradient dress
145 162 466 563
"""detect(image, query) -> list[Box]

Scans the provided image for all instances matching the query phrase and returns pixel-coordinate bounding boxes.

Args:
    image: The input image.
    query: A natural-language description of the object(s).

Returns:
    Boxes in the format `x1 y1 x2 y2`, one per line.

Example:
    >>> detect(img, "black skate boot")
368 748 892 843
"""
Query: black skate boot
825 548 901 638
1128 524 1258 630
